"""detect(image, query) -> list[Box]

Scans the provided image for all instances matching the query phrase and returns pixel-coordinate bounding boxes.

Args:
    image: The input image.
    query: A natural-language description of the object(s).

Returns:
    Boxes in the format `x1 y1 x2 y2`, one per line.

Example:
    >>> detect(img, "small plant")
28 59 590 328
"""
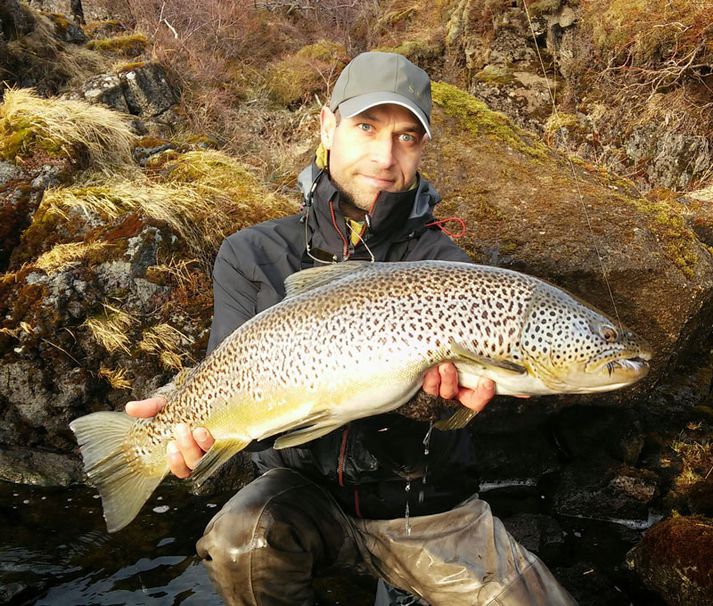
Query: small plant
0 88 136 168
83 303 135 354
34 241 109 274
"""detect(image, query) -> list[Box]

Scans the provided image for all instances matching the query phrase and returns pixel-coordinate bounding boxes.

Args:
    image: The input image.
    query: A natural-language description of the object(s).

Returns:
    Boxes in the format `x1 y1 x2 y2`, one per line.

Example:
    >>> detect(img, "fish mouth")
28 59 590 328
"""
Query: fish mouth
605 356 650 377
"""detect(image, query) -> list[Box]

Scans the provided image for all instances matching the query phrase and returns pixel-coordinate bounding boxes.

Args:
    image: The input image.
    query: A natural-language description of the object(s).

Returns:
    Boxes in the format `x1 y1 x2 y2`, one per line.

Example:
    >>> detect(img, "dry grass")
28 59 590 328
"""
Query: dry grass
0 88 137 168
40 151 295 260
3 12 108 95
139 323 192 370
671 435 713 489
98 365 133 389
34 241 109 274
82 303 135 354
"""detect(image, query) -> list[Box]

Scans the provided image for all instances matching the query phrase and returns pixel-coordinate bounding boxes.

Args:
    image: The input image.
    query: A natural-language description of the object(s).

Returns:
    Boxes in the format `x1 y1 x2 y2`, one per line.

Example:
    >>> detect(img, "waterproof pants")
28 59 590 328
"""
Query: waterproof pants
196 468 577 606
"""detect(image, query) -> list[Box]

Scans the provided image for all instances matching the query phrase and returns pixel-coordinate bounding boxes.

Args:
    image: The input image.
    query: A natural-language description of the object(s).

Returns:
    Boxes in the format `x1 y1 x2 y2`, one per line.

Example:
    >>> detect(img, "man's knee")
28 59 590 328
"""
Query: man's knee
197 468 312 564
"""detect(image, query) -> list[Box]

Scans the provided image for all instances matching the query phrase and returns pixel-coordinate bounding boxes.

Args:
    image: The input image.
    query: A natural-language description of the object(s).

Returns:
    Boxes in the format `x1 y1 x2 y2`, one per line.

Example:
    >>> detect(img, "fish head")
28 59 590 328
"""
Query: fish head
518 283 652 393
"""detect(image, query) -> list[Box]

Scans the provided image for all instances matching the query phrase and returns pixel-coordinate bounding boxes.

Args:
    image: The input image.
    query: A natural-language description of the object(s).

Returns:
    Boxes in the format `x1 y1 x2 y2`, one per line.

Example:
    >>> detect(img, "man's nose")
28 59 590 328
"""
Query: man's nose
370 134 395 167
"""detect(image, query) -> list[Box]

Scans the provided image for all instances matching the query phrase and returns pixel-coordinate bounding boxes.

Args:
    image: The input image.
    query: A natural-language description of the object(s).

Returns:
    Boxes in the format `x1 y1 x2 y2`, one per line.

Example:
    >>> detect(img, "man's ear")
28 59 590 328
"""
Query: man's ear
320 106 337 150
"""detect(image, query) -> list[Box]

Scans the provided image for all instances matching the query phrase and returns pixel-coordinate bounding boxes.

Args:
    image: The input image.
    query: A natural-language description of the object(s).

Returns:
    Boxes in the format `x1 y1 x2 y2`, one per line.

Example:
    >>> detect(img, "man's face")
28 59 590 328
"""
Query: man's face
320 103 429 211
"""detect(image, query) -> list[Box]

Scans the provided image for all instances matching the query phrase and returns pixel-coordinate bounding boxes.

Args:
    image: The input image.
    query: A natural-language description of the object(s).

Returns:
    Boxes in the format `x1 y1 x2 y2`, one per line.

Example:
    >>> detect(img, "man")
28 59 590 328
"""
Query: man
127 52 576 606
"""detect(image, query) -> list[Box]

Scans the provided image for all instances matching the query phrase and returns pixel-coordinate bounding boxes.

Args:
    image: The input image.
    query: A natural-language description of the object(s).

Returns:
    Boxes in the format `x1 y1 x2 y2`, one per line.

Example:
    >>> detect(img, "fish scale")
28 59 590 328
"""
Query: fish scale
70 260 652 532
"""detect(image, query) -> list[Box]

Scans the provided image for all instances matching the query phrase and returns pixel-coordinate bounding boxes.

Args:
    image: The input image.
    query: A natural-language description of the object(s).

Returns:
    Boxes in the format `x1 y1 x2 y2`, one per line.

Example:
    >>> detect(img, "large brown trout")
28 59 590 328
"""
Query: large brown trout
70 261 652 531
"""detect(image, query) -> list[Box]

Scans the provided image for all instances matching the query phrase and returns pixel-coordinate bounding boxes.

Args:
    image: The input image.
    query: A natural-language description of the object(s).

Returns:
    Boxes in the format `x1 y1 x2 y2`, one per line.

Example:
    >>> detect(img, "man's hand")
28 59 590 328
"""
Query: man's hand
422 363 496 413
125 397 215 479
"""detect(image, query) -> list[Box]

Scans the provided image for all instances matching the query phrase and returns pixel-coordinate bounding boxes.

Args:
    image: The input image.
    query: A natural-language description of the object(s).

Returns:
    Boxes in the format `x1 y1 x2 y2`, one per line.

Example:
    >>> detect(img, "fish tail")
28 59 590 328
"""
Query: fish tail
70 411 167 533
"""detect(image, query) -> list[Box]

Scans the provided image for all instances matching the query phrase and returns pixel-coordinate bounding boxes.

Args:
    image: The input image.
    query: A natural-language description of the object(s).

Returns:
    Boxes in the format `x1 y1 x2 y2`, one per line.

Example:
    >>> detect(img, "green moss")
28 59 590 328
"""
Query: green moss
431 81 549 160
296 40 346 62
474 64 515 86
527 0 562 16
116 61 146 73
87 33 147 57
624 190 701 278
268 44 347 107
373 39 443 63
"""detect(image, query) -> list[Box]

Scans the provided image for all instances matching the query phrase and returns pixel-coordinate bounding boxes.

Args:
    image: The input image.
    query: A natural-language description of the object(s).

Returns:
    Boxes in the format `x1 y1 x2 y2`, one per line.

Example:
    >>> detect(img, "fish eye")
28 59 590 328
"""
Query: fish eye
600 326 618 343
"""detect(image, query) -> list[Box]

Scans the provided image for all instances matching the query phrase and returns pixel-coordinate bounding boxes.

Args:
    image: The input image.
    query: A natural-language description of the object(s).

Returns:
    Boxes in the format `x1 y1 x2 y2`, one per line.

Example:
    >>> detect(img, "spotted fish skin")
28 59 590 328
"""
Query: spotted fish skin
70 260 652 532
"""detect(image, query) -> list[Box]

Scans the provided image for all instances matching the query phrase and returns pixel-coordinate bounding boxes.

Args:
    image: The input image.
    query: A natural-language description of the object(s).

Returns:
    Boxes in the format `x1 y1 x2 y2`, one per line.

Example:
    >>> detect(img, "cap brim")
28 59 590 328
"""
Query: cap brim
338 92 432 139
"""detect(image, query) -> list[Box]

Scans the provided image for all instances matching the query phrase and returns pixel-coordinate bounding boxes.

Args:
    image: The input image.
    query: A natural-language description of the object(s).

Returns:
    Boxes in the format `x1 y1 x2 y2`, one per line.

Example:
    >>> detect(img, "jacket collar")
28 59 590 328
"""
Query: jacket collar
297 162 441 262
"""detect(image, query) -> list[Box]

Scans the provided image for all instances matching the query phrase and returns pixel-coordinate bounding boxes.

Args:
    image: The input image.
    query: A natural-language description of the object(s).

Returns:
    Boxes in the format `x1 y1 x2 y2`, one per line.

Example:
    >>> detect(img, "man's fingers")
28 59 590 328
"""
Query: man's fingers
174 423 206 471
458 378 496 412
422 366 441 396
167 441 192 479
193 427 215 452
437 363 459 400
125 396 167 418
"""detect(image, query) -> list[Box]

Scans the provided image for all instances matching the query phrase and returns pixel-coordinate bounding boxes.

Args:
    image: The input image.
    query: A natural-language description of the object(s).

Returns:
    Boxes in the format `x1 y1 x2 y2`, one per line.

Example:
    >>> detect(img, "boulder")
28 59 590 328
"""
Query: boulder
425 82 713 410
627 515 713 606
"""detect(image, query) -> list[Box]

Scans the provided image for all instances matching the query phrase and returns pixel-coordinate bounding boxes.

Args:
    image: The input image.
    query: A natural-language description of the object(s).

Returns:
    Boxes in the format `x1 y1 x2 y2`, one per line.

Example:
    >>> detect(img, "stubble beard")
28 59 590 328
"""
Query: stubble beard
331 177 374 218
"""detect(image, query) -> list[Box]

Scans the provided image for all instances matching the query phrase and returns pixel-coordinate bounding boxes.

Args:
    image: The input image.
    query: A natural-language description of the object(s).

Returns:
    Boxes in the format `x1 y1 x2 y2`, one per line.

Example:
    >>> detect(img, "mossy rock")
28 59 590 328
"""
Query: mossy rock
423 81 713 397
627 515 713 606
86 33 147 57
268 41 348 107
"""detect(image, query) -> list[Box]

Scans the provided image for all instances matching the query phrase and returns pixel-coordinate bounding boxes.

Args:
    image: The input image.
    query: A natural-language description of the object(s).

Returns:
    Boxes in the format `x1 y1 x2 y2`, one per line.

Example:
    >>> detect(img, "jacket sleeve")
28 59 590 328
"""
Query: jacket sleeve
206 237 259 355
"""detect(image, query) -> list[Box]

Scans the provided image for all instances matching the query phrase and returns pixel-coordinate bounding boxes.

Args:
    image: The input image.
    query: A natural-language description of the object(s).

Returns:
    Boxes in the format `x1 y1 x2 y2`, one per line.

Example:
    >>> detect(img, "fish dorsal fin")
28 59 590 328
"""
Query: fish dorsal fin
284 261 372 298
450 338 526 375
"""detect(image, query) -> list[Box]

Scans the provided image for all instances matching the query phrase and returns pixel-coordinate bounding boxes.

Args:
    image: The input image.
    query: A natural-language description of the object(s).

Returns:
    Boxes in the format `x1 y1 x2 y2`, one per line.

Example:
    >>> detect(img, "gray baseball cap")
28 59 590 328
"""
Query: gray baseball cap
329 52 432 138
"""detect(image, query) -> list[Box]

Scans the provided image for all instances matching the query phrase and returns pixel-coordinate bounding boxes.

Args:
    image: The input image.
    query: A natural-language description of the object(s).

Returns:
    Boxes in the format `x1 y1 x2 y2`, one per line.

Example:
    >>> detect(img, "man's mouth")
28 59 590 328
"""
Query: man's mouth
360 174 396 189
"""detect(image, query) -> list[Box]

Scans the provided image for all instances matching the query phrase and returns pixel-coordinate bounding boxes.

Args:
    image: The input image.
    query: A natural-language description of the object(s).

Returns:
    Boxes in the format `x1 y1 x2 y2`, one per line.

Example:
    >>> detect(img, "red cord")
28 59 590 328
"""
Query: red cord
337 426 349 487
426 217 467 238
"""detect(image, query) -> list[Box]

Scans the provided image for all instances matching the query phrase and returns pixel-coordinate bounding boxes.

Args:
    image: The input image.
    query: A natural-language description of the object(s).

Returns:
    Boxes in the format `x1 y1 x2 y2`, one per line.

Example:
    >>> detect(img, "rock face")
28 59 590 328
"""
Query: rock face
627 516 713 606
426 82 713 400
79 63 178 117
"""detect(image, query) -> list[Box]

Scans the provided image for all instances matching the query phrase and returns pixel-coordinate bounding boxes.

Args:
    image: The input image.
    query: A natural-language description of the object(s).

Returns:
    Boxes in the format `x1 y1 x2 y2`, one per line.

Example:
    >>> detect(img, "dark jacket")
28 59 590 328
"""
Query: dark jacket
206 164 479 519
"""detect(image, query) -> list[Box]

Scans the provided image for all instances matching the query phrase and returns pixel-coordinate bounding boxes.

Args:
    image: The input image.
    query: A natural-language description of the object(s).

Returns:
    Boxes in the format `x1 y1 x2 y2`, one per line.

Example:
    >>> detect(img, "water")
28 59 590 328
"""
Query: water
0 481 224 605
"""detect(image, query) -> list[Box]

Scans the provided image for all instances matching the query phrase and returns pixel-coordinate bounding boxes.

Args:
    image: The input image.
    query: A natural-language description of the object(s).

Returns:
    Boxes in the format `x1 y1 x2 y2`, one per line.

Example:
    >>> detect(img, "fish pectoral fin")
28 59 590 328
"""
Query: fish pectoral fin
434 408 479 431
273 420 343 450
284 261 371 298
450 338 526 375
191 437 251 487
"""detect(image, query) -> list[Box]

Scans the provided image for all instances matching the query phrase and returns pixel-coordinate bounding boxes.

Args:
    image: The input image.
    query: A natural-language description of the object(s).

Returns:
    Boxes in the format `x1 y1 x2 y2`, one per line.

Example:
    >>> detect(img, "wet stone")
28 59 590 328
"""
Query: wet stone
502 512 566 563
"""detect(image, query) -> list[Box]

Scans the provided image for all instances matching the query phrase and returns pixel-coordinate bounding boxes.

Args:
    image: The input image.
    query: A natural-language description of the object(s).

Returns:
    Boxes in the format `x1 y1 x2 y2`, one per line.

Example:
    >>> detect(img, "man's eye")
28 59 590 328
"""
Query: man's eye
400 133 416 143
358 123 373 132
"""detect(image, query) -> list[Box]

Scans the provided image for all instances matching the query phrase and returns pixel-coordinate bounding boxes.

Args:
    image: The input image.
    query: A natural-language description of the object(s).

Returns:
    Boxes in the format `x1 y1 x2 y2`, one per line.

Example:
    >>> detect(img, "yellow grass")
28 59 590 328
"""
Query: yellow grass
0 88 136 168
83 304 135 354
34 241 109 273
98 366 133 390
41 151 295 257
139 323 192 370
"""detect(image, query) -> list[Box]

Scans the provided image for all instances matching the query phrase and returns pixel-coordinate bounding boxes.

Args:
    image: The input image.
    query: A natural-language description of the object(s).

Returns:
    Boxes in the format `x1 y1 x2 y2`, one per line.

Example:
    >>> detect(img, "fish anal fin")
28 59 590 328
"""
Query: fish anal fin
191 438 251 486
434 408 479 431
450 338 526 375
273 421 343 450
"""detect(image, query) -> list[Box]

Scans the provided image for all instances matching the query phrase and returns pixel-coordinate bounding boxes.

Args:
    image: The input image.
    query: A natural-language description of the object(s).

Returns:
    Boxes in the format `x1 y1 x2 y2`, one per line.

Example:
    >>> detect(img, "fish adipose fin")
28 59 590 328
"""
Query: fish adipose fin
284 261 371 298
70 411 167 533
273 420 343 449
190 437 252 487
450 338 526 375
434 408 479 431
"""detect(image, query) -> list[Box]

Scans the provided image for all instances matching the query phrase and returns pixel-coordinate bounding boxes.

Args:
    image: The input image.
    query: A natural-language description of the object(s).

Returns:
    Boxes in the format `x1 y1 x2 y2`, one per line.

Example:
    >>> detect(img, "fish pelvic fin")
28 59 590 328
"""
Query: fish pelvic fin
273 420 344 450
69 411 167 533
450 338 526 375
284 261 371 298
434 408 479 431
190 437 251 487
